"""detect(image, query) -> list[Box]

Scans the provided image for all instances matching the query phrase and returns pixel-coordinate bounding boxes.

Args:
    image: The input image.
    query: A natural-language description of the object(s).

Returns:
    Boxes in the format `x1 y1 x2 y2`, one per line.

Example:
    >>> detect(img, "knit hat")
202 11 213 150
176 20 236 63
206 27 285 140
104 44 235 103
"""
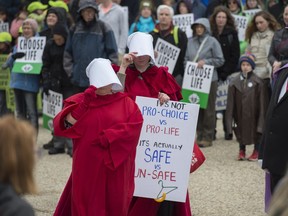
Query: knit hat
77 0 98 13
52 23 68 39
140 0 153 11
49 0 69 12
27 1 48 13
0 32 12 43
22 18 39 33
239 53 256 70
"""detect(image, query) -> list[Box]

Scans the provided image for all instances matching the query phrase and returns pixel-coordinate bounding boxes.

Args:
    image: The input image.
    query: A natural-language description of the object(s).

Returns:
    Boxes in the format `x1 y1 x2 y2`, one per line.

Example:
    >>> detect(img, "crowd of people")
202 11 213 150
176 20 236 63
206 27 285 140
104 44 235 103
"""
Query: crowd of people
0 0 288 215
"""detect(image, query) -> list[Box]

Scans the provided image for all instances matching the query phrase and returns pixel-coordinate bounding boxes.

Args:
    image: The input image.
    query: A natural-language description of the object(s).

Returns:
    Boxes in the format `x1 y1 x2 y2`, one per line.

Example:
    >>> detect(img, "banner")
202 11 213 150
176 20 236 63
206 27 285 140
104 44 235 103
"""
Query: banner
173 13 194 38
0 55 9 89
181 61 214 109
12 36 46 74
42 90 63 131
134 96 199 202
154 38 180 73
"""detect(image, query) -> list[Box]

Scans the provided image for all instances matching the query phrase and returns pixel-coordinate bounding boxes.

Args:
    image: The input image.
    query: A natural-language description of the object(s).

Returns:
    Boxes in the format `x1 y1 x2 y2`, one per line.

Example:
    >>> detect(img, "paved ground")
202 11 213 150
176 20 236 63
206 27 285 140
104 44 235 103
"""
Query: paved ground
25 119 267 216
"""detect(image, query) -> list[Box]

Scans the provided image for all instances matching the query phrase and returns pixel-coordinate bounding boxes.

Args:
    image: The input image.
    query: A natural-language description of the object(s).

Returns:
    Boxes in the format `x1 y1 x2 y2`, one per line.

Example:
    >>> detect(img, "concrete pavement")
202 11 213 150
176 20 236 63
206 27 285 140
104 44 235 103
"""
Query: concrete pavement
25 119 267 216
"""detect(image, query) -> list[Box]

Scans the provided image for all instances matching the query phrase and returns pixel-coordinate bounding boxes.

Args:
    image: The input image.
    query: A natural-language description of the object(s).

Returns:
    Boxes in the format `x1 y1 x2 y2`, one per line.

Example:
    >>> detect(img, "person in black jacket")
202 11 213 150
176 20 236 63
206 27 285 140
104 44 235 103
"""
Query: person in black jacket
0 115 37 216
41 22 73 156
39 7 68 40
259 64 288 194
209 5 240 140
150 4 188 87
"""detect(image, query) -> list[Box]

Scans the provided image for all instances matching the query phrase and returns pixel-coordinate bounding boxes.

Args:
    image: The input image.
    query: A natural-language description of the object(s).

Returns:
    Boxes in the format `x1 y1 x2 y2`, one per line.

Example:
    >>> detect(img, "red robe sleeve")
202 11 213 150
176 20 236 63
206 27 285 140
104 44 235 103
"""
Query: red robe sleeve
97 102 143 170
158 66 183 101
53 93 84 139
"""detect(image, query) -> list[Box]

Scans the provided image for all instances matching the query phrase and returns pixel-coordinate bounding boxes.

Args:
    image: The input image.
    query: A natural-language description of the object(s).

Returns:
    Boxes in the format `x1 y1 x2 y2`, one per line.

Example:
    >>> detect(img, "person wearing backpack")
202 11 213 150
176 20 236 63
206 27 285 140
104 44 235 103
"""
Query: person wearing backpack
63 0 118 94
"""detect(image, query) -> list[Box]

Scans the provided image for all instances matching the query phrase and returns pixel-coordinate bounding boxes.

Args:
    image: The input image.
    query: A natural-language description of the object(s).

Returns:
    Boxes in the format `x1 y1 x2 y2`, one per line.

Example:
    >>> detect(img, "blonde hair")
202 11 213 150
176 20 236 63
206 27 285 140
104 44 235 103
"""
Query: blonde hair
0 115 37 194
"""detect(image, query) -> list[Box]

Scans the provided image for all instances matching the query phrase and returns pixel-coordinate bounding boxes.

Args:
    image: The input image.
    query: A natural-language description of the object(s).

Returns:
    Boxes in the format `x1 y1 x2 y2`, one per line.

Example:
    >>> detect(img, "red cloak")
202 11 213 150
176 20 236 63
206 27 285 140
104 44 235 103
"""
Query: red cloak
113 65 195 216
53 92 143 216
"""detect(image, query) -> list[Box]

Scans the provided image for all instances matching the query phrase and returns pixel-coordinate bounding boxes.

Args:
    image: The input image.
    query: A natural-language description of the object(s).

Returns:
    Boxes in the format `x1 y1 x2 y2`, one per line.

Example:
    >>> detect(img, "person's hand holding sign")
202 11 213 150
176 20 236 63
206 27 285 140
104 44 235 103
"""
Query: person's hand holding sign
158 92 170 105
197 59 205 68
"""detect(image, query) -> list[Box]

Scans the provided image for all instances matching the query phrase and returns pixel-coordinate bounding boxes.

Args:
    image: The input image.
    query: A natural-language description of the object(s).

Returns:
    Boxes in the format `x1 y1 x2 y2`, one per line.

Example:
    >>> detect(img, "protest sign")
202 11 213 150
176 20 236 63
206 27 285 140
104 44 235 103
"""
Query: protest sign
243 9 261 18
0 23 9 33
173 13 194 38
233 14 249 41
215 79 229 111
182 61 214 109
42 90 63 131
0 55 9 89
12 36 46 74
154 38 180 73
6 88 15 111
134 96 199 202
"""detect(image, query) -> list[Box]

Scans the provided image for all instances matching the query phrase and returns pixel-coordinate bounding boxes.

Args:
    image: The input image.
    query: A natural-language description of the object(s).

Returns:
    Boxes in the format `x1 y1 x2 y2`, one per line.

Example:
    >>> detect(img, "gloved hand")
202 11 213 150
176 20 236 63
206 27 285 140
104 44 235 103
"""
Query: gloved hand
42 79 51 96
71 85 97 120
11 52 26 60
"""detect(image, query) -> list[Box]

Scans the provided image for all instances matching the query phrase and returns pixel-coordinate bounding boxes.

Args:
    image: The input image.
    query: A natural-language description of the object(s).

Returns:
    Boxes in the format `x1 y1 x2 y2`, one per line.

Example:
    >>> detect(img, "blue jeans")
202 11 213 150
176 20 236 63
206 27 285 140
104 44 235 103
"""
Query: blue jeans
13 89 39 131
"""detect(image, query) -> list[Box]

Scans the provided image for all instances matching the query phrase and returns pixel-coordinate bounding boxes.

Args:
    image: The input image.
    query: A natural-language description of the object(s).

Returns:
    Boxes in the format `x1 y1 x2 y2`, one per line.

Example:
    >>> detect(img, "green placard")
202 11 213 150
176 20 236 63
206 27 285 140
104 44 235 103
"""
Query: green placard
43 114 54 131
181 88 209 109
12 62 43 74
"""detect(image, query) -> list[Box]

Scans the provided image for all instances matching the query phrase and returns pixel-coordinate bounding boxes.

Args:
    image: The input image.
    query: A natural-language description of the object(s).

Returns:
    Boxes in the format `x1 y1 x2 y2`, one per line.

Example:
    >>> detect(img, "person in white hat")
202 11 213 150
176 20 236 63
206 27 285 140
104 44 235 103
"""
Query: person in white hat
112 32 194 216
114 31 182 104
53 58 144 216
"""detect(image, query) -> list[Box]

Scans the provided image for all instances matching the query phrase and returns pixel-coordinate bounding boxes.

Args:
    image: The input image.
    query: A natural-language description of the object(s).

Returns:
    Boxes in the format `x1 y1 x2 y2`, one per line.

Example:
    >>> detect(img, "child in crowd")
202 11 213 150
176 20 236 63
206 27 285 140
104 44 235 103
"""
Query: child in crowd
129 0 156 35
225 53 267 161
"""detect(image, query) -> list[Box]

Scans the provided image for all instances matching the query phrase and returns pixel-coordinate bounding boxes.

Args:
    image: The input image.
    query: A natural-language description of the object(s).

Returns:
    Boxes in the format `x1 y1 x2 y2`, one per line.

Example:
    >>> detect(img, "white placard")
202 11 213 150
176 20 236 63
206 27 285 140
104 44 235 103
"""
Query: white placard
42 90 63 118
181 62 214 108
0 22 9 32
232 14 249 41
215 79 229 111
16 36 46 63
173 13 194 38
182 61 214 93
243 9 261 18
154 38 181 73
134 96 199 202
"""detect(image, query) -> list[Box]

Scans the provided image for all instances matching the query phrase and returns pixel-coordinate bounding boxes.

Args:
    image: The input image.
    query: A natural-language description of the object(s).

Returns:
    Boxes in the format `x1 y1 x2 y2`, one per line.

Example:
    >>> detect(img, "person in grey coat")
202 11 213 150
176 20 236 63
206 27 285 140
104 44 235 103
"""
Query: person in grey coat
185 17 224 147
63 0 118 94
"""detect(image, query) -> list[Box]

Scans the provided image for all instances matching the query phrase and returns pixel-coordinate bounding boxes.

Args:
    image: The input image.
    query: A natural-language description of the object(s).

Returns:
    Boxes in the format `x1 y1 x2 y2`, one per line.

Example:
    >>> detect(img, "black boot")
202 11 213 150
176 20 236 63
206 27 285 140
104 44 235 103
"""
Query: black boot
48 147 65 155
43 139 54 149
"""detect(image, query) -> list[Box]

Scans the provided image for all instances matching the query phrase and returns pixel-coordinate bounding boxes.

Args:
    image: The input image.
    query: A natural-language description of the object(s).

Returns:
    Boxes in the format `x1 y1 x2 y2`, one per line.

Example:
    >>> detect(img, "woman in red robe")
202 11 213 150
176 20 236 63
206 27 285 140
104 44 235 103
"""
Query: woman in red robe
112 32 193 216
53 58 144 216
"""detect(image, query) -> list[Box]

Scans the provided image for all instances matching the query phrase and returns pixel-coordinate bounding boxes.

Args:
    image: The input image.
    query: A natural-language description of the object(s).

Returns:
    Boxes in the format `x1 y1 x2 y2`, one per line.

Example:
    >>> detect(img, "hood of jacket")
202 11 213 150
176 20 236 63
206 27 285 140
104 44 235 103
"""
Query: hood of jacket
191 18 211 36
